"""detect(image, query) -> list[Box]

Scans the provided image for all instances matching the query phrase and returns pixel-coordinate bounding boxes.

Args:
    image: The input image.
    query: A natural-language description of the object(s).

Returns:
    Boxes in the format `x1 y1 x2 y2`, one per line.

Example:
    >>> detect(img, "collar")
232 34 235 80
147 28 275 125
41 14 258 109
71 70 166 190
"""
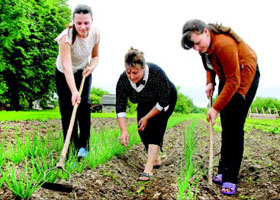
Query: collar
129 64 149 92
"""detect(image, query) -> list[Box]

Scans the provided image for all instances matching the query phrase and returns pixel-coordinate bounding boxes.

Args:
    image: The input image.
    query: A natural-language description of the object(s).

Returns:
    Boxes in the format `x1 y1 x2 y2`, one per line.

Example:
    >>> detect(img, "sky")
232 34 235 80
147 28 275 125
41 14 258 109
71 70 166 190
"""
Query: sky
67 0 279 107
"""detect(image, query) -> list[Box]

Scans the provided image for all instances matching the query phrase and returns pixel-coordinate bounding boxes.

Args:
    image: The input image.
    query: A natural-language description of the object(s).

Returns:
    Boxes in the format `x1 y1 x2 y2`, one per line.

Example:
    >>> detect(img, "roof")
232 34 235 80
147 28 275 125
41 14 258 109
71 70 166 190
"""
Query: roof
100 94 116 105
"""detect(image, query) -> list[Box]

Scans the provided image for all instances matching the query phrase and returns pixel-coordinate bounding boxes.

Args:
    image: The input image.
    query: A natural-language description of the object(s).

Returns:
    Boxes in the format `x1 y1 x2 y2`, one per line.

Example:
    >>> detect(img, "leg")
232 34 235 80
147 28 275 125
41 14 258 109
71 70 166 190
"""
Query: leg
220 70 259 193
55 69 78 151
219 93 246 184
76 73 92 150
138 144 160 181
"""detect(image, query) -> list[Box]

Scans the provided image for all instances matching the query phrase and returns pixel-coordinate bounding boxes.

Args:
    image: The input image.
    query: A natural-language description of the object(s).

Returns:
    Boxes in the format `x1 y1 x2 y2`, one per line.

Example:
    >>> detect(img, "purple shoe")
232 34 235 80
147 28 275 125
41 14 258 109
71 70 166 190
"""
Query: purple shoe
221 182 236 195
212 174 222 185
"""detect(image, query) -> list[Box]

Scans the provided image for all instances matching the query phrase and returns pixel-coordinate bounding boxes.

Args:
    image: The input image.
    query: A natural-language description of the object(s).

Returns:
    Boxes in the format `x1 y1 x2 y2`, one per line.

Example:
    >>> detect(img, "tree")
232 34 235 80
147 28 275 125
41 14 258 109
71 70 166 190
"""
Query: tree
174 87 195 114
0 0 71 110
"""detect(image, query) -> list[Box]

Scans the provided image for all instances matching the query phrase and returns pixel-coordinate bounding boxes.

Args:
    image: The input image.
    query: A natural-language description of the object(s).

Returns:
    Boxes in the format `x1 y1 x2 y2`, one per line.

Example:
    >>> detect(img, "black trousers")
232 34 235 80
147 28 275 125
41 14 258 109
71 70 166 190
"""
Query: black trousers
55 68 92 150
218 66 260 183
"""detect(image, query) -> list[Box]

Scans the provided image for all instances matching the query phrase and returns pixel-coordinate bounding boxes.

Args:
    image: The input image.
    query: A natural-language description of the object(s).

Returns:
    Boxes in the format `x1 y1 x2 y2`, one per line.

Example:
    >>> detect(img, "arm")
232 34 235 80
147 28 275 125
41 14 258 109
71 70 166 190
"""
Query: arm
117 117 129 147
116 75 130 146
207 45 240 124
83 41 99 77
59 35 80 105
206 82 214 99
138 65 169 131
213 45 240 111
206 74 217 125
138 106 161 131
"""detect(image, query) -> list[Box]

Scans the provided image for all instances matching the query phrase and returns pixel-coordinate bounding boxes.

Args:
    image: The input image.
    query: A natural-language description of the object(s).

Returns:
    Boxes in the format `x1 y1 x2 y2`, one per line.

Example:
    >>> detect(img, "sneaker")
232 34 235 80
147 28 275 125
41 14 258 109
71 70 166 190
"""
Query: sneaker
77 147 88 158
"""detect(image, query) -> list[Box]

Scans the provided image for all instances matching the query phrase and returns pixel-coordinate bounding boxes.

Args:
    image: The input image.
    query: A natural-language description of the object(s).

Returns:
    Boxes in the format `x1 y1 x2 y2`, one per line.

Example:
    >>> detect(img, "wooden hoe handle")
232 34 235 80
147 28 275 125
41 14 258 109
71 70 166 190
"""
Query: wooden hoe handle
56 75 86 168
208 97 214 185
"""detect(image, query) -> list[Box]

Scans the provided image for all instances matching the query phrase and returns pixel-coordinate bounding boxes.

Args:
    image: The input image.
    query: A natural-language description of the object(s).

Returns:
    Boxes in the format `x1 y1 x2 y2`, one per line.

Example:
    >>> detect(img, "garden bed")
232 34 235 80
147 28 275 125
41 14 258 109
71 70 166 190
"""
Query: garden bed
0 118 279 199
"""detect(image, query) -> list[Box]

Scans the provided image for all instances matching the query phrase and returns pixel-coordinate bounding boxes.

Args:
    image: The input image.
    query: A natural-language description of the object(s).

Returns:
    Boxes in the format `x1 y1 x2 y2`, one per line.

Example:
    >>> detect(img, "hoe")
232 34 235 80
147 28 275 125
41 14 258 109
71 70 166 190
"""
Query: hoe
41 75 86 192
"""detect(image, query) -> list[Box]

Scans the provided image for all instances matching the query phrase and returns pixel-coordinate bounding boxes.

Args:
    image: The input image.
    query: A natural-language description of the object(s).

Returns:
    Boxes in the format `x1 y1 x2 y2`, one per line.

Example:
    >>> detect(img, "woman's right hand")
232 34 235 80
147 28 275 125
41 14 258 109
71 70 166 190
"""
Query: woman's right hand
120 131 129 147
206 82 214 99
71 90 81 106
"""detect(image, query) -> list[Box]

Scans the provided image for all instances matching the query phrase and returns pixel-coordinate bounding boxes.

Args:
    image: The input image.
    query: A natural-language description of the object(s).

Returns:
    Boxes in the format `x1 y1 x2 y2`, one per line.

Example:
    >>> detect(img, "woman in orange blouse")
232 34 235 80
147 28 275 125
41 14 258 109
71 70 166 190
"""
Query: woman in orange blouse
181 19 260 195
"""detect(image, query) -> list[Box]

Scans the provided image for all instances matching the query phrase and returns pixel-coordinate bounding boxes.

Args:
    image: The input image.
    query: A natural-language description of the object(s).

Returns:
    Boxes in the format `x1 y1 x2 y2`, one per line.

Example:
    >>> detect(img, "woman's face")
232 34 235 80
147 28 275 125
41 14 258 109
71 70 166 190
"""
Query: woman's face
125 64 145 83
73 13 92 38
190 28 211 53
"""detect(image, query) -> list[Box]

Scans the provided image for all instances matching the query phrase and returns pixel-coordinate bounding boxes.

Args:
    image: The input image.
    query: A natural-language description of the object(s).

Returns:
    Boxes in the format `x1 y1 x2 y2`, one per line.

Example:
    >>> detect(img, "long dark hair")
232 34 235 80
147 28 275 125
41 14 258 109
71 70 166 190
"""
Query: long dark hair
125 47 146 69
68 4 93 45
181 19 242 50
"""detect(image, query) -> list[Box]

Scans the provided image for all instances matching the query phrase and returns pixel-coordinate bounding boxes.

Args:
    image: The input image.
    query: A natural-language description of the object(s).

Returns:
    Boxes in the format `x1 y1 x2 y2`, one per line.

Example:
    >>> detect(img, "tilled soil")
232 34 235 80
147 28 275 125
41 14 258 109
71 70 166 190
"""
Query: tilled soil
0 118 280 200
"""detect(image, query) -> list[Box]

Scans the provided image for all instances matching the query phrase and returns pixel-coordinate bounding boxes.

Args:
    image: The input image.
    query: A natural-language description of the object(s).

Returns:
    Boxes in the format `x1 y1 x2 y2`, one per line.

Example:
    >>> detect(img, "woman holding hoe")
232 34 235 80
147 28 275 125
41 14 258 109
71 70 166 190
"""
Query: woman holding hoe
181 19 260 195
55 4 100 159
116 47 177 181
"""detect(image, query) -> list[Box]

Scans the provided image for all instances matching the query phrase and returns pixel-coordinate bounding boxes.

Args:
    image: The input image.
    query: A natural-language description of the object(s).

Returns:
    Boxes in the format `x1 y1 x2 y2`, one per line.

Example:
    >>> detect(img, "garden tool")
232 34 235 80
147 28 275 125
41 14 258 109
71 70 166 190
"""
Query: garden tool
208 97 214 185
41 75 86 192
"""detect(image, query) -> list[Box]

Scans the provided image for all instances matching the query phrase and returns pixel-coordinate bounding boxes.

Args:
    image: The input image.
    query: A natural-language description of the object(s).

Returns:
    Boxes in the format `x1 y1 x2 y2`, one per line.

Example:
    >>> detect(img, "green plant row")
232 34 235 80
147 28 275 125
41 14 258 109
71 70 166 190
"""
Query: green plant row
177 119 201 200
0 114 188 199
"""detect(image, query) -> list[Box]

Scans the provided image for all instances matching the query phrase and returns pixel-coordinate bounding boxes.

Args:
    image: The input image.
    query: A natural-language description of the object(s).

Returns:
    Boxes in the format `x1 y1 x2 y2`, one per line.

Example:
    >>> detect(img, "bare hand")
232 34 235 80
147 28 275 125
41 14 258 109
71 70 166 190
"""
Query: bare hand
120 132 129 147
138 117 148 132
82 66 93 77
207 107 218 125
71 90 81 106
206 83 214 99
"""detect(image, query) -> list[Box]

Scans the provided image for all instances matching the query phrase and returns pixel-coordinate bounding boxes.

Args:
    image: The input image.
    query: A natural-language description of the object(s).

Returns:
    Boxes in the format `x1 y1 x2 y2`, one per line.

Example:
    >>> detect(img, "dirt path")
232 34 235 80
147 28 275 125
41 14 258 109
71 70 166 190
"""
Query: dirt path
1 118 280 199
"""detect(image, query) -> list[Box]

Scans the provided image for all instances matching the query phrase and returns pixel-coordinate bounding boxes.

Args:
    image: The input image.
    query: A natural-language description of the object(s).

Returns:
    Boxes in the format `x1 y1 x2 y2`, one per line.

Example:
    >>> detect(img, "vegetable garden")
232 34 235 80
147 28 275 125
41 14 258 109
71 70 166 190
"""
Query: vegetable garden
0 111 279 199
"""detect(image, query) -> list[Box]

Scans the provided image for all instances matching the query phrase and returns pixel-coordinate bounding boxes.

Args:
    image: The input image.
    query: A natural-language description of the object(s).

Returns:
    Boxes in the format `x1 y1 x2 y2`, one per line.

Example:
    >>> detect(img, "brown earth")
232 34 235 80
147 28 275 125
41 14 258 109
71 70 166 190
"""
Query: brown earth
0 118 280 200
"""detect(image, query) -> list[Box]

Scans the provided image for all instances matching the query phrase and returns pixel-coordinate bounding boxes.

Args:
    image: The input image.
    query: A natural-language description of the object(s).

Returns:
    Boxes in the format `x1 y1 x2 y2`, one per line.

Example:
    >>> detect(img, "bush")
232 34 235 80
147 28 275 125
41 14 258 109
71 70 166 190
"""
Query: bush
89 87 109 104
251 97 280 115
174 88 197 114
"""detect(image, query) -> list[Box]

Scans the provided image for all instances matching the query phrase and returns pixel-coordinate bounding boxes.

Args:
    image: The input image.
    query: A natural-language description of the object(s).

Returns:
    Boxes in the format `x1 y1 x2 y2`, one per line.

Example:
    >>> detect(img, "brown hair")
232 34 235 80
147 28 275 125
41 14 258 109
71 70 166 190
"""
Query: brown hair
68 4 93 45
124 47 145 69
181 19 242 50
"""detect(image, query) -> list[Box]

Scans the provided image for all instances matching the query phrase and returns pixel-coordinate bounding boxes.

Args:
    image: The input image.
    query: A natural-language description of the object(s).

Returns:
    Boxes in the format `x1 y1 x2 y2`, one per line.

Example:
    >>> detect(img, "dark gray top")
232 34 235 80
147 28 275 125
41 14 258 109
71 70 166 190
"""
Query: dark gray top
116 62 176 116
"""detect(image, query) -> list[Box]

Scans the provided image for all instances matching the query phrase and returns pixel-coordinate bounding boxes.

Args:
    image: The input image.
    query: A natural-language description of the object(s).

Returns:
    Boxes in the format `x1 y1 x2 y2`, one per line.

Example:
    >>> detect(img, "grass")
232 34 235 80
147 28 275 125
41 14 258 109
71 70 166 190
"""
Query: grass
0 108 136 121
200 115 280 134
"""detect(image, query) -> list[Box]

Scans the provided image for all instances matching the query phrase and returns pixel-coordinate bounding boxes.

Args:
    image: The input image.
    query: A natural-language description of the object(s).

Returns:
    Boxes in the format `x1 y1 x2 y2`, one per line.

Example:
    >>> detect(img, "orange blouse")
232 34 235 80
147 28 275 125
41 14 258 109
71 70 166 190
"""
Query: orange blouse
204 31 257 111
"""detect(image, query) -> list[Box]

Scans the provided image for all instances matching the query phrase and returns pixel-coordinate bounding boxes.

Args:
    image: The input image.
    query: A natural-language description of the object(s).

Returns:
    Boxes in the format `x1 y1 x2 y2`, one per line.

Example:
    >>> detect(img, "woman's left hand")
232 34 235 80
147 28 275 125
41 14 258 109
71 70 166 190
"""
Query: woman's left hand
82 65 94 77
207 107 218 125
138 117 148 132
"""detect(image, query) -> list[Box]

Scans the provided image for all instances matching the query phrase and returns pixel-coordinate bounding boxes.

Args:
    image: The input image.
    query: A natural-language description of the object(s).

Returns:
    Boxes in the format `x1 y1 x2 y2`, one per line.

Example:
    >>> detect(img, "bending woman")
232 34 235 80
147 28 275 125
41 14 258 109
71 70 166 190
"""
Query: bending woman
116 48 177 181
55 4 100 158
181 19 260 195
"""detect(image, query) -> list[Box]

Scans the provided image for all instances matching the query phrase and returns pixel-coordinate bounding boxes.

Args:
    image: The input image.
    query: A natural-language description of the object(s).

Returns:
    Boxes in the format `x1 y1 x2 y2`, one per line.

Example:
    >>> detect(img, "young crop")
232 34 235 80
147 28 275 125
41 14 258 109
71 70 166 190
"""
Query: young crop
6 134 26 164
0 113 191 198
87 125 140 168
1 159 46 199
24 132 50 158
177 119 200 200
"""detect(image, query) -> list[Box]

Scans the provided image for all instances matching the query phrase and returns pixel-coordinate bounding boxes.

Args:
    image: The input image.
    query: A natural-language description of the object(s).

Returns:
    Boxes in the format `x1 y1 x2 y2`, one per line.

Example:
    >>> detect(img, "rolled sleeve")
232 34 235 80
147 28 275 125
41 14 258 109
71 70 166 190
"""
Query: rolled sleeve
155 102 169 112
117 112 126 118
